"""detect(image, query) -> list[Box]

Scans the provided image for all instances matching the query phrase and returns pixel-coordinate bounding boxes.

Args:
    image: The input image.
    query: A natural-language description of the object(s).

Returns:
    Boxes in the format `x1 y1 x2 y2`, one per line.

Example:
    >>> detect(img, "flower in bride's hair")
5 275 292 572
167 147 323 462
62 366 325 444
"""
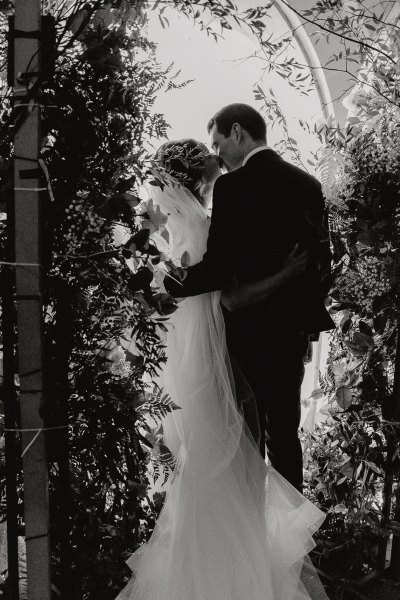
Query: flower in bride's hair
155 139 209 198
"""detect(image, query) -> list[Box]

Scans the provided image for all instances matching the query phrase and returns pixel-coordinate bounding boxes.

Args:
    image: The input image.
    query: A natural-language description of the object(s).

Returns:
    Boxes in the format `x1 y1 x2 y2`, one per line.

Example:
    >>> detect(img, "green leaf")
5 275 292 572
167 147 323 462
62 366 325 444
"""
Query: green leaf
345 341 367 357
335 386 352 410
359 321 373 336
355 462 363 479
365 461 382 475
127 268 153 293
68 8 90 39
310 388 324 400
352 332 374 349
340 315 352 334
125 349 144 367
181 251 191 268
125 229 150 252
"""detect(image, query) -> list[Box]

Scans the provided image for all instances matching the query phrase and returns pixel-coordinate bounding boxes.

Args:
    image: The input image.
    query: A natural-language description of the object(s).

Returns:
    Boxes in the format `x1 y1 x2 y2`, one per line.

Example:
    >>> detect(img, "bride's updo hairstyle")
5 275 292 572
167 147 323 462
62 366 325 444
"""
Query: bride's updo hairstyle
155 139 210 204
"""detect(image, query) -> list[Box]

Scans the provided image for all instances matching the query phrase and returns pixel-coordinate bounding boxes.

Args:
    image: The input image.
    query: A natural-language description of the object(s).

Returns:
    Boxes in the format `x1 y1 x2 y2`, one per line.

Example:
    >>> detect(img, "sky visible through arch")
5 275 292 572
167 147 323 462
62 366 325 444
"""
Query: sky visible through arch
146 7 327 165
146 7 330 418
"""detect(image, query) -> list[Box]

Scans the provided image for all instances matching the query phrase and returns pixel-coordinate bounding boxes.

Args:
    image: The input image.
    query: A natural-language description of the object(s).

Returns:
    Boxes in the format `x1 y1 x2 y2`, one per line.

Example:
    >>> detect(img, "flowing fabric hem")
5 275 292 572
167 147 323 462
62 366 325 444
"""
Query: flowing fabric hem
115 464 328 600
114 183 329 600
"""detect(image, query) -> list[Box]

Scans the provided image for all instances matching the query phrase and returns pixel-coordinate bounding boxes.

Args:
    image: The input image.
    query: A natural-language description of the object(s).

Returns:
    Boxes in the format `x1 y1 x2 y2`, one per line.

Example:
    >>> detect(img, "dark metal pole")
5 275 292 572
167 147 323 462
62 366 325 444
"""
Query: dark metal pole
1 198 19 599
388 325 400 578
379 322 400 576
390 484 400 579
46 290 72 600
13 0 52 596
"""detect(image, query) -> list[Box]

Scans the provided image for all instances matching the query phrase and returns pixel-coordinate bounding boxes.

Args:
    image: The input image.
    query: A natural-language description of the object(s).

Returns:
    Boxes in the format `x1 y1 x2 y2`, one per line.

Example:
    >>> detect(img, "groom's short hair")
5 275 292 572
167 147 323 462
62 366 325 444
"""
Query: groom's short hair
207 104 266 141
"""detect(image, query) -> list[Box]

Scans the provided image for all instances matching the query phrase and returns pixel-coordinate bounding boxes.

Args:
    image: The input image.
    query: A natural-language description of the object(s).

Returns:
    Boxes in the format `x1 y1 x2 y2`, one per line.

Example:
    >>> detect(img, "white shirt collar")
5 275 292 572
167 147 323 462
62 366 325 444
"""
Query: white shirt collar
242 145 270 166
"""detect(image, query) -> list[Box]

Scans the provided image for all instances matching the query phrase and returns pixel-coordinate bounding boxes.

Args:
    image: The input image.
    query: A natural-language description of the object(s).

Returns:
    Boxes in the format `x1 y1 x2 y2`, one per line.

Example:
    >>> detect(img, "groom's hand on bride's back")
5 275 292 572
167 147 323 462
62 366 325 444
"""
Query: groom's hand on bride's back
283 244 308 277
221 246 309 312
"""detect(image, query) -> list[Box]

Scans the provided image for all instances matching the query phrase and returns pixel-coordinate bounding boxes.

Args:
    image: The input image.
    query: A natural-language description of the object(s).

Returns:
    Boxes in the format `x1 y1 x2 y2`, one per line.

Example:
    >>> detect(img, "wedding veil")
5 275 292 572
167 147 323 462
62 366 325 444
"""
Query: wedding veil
116 180 329 600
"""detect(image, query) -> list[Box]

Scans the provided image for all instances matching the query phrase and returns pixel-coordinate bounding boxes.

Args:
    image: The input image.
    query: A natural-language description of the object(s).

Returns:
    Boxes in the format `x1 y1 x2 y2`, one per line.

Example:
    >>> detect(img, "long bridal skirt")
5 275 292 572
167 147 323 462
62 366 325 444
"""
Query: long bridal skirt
116 292 329 600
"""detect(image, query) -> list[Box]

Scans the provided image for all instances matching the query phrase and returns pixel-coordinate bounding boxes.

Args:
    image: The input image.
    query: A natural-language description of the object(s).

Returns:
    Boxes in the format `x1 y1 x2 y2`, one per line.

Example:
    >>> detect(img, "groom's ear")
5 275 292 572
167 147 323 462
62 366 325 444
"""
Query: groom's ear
231 123 242 143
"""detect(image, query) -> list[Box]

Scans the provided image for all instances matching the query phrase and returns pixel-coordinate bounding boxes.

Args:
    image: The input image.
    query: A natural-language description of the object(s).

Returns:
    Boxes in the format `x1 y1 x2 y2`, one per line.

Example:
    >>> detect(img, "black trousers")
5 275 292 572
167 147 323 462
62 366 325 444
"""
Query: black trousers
229 330 309 492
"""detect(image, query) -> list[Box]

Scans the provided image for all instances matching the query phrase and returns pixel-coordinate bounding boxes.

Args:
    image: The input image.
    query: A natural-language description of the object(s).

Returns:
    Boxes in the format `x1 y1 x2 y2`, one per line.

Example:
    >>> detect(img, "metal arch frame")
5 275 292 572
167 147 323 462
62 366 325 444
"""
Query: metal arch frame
273 0 335 123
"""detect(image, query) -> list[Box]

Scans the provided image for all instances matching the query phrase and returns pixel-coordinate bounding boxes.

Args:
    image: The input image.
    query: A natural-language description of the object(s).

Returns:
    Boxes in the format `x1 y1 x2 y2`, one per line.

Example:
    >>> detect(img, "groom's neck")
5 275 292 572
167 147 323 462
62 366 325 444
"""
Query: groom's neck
244 139 268 155
238 139 268 167
228 139 268 172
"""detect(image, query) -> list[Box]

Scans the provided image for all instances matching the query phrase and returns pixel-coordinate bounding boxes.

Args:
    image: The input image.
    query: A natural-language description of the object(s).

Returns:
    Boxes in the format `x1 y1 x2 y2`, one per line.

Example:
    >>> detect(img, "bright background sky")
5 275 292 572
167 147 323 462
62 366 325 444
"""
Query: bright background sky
146 7 331 414
146 7 326 165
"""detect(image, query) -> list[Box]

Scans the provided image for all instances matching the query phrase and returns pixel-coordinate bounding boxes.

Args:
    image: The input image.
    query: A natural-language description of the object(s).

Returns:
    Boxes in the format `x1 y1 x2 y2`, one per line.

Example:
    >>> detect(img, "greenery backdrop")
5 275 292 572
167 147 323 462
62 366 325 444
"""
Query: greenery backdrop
0 1 399 599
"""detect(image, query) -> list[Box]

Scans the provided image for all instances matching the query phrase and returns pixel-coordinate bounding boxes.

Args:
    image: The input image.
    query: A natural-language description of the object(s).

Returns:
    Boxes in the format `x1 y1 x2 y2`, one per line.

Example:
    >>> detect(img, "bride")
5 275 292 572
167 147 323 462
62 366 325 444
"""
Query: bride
117 139 329 600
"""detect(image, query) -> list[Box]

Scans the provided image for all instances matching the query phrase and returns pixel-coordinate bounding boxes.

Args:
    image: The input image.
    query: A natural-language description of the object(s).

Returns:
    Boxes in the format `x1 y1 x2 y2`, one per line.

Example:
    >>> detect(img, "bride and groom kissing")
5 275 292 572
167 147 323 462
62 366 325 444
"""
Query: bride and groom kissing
120 103 334 600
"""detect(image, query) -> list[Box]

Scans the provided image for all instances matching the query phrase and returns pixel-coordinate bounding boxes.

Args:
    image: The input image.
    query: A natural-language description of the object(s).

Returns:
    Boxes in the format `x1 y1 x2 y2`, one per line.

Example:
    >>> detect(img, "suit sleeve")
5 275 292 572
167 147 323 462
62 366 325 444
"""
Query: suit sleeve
165 176 236 297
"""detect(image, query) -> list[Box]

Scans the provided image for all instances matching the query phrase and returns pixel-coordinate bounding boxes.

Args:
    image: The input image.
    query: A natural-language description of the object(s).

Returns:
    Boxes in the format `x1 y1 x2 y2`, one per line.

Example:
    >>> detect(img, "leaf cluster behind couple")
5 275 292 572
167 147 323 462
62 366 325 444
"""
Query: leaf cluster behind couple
118 103 335 600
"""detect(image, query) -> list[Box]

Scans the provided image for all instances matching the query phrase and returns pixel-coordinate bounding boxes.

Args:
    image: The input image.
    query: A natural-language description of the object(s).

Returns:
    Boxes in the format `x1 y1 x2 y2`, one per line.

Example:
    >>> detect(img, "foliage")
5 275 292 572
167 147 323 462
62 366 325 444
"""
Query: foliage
253 83 312 171
254 0 400 104
300 26 400 595
250 1 400 176
0 0 280 595
0 1 185 597
1 0 400 597
244 2 400 592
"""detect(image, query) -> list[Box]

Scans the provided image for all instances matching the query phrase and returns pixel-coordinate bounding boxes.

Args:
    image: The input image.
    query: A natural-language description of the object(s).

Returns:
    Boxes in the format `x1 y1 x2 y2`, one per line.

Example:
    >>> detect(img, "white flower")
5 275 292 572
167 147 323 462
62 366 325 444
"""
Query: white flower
110 358 132 378
342 85 368 115
333 503 349 514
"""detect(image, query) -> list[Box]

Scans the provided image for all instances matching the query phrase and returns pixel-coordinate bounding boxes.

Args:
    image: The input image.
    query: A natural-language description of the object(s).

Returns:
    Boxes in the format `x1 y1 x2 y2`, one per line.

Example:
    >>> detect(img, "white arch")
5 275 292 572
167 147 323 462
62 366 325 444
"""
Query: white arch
274 0 335 122
225 0 335 122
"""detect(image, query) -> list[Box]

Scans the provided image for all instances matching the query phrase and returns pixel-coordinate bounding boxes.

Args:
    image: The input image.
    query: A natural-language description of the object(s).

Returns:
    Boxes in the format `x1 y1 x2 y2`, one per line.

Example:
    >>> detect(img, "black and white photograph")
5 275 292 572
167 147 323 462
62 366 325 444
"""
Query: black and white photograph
0 1 400 599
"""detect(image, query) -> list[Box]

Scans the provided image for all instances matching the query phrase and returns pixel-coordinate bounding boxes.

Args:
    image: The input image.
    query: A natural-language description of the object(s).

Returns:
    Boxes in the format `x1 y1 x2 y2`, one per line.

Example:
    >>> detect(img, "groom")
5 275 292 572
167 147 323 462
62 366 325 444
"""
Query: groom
165 103 334 491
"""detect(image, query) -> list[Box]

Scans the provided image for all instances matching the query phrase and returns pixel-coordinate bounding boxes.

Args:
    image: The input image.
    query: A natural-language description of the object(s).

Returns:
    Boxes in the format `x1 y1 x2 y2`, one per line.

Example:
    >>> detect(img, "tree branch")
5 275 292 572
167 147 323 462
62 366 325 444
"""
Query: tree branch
277 0 397 65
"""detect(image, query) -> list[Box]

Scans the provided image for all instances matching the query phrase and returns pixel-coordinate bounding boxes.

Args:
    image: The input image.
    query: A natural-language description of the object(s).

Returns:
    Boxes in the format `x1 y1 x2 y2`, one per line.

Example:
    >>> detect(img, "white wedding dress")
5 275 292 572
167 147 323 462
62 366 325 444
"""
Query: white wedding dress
116 183 329 600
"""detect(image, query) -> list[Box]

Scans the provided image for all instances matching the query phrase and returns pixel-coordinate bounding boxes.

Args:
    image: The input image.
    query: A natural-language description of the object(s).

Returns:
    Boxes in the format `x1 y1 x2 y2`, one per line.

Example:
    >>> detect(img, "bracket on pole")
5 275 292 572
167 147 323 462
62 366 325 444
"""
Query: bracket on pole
7 16 56 87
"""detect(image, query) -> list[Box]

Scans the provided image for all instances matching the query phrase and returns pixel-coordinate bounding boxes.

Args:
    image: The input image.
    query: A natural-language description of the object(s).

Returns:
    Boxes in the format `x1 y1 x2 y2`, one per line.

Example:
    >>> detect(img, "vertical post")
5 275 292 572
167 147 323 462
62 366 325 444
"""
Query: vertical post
388 327 400 578
47 291 72 599
13 1 52 598
378 324 400 574
313 335 323 390
390 484 400 579
1 203 19 598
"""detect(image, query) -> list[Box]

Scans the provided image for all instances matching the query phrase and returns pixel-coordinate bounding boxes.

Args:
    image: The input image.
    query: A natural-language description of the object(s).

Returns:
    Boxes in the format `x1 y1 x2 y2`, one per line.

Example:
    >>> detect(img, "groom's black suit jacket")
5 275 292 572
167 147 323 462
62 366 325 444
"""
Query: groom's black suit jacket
166 148 334 340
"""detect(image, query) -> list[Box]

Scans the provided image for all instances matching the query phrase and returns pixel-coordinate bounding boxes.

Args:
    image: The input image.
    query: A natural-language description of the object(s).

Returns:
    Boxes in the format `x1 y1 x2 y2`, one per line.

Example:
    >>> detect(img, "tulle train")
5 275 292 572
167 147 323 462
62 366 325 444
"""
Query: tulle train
116 295 328 600
116 185 328 600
